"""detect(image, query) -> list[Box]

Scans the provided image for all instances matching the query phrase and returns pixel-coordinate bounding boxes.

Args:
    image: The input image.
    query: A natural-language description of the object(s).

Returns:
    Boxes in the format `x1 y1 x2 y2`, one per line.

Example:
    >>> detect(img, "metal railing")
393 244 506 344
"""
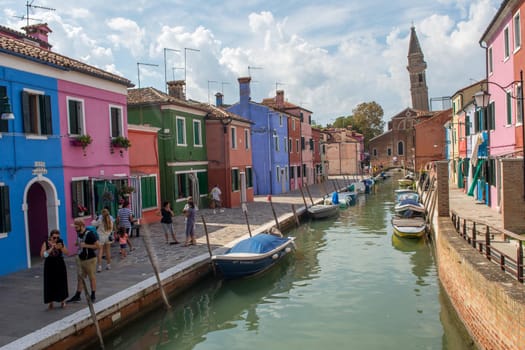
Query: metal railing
450 210 524 283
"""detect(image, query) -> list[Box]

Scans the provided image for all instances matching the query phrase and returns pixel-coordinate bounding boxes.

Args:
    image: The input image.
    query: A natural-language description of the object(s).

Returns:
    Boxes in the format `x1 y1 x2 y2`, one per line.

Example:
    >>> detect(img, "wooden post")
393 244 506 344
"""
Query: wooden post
321 180 329 197
518 240 523 283
242 204 252 237
142 225 171 309
305 184 314 205
268 196 281 230
485 225 491 260
81 278 105 349
201 216 217 276
291 204 300 227
299 185 309 208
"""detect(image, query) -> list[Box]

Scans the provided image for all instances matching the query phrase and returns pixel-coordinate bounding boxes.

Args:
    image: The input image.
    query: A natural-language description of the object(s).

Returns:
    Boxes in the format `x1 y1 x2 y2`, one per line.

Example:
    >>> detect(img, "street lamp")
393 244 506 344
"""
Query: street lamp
1 96 15 120
474 70 525 199
163 48 180 93
137 62 159 89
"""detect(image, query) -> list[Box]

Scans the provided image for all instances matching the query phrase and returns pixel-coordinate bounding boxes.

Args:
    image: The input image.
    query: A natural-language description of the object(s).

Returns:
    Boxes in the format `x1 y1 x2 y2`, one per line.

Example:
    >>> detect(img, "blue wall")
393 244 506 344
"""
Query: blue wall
0 66 66 275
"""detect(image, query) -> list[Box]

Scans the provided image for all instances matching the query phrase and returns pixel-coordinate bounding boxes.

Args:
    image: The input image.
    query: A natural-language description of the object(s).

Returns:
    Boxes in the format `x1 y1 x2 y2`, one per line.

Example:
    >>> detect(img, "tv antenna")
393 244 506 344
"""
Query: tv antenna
248 66 263 77
20 1 56 30
276 82 285 91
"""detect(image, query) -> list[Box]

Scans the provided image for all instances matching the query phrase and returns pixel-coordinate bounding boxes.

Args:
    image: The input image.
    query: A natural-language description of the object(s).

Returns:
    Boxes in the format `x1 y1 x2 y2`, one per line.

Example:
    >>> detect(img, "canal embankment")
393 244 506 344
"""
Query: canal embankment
424 161 525 350
0 179 351 350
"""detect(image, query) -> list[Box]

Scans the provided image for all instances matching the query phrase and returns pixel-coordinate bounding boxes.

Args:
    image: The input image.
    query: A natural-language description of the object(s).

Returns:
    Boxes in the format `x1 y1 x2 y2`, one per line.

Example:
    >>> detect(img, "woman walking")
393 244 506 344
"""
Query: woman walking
40 229 69 309
95 208 113 272
183 199 197 246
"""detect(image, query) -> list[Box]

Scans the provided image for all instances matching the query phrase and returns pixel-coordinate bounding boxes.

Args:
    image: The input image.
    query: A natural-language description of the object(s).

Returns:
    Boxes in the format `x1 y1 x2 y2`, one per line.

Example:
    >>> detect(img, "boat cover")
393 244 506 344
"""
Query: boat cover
398 198 420 207
230 234 290 254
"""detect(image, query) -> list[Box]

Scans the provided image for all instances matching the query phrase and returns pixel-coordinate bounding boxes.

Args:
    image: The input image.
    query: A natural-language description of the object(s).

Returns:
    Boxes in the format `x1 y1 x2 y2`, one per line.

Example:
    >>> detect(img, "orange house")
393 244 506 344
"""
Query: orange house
206 101 254 208
128 125 161 224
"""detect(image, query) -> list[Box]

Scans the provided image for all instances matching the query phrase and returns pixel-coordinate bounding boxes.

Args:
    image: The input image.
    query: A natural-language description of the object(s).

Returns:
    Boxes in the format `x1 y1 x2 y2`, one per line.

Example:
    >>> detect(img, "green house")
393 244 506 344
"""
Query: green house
127 82 209 212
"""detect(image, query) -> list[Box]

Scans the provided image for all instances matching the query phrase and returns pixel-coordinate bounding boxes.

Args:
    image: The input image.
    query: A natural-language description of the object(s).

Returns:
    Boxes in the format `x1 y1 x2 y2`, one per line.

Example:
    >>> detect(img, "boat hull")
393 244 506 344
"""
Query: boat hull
307 204 339 219
392 217 426 239
212 236 295 279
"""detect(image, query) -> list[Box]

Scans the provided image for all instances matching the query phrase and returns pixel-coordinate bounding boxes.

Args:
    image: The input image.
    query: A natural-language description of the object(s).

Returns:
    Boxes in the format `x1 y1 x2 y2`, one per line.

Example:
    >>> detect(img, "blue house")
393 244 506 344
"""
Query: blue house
228 77 289 195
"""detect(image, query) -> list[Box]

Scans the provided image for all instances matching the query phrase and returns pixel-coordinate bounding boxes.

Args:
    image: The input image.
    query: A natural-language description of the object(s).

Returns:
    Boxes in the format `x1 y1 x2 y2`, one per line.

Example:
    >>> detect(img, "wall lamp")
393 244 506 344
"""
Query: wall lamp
220 116 232 134
1 96 15 120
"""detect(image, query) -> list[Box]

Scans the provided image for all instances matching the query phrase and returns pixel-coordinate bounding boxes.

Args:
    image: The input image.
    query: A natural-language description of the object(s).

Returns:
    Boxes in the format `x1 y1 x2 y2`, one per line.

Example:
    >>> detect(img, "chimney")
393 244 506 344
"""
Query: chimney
215 92 223 107
238 77 251 106
276 90 284 107
167 80 186 100
21 23 52 50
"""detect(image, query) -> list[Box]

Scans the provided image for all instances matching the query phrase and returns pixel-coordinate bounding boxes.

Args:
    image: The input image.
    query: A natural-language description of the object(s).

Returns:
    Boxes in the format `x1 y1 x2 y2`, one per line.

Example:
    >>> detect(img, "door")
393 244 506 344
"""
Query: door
27 182 48 257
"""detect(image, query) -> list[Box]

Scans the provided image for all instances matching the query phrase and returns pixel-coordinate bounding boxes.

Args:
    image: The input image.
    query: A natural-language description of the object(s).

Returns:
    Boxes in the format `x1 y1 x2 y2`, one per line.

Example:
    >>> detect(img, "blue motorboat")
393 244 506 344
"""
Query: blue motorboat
212 234 295 280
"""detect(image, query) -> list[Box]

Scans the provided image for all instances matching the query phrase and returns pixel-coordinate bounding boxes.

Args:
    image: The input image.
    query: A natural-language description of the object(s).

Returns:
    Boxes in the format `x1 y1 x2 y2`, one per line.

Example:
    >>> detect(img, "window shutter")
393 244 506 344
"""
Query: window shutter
40 95 52 135
21 91 31 133
0 186 11 233
68 100 79 134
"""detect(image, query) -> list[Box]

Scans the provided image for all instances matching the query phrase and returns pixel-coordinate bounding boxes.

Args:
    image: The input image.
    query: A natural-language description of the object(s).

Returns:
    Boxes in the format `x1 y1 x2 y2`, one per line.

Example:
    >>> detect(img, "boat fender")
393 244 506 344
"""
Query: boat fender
272 253 279 260
285 247 291 253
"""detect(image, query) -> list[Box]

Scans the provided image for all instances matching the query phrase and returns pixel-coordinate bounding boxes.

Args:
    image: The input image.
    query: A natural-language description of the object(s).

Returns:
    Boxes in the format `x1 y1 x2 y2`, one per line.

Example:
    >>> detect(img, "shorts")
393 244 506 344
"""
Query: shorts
98 232 110 245
161 222 174 234
76 256 96 280
120 244 127 249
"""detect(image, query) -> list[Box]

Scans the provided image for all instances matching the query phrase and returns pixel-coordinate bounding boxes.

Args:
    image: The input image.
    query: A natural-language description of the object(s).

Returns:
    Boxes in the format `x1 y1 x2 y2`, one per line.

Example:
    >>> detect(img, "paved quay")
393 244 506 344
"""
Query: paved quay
0 180 348 349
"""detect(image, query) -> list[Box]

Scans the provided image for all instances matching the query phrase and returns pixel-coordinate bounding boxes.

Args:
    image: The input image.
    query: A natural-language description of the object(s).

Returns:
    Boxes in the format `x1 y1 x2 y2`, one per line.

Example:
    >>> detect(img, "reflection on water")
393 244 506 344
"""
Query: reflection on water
100 177 474 350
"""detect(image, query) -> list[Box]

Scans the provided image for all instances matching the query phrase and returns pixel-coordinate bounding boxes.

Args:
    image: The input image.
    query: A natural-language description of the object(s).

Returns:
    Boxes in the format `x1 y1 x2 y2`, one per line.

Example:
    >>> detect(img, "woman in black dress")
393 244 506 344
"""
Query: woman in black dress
40 229 69 309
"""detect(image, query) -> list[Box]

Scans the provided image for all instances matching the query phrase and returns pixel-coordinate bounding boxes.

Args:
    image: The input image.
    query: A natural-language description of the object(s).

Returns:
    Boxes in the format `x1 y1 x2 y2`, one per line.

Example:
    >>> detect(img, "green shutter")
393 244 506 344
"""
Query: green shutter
507 92 512 125
41 95 53 135
0 186 11 233
21 91 31 133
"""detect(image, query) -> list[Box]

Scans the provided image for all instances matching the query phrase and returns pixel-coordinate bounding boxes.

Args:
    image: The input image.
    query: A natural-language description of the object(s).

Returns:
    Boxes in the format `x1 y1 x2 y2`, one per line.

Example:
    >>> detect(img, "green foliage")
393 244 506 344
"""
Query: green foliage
75 134 92 148
347 102 385 149
112 136 132 149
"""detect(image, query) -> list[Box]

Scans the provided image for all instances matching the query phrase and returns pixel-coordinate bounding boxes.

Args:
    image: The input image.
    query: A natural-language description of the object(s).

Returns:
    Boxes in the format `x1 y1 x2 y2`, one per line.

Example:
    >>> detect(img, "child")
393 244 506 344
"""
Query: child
118 227 128 258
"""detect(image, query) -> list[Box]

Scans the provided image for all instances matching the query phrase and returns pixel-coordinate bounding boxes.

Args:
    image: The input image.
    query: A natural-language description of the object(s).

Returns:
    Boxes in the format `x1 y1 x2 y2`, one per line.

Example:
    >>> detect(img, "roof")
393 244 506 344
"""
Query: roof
408 26 424 56
127 87 207 112
0 24 51 49
0 29 133 87
479 0 516 44
261 96 313 113
413 108 452 128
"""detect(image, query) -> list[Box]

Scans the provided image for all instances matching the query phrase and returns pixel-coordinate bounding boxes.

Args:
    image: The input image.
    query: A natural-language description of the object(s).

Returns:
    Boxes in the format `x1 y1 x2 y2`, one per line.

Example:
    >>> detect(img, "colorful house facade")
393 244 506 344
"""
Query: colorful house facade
0 24 132 275
127 82 209 213
228 77 289 195
206 98 254 208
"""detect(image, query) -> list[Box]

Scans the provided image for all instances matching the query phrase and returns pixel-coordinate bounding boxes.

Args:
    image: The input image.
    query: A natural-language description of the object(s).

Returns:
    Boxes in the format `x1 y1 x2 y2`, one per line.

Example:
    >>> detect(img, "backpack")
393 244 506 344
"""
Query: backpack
85 226 100 241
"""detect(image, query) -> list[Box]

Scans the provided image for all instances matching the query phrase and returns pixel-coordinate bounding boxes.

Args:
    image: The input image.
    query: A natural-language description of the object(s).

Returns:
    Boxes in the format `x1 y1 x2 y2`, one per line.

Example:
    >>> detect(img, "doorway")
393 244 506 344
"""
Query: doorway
27 182 48 257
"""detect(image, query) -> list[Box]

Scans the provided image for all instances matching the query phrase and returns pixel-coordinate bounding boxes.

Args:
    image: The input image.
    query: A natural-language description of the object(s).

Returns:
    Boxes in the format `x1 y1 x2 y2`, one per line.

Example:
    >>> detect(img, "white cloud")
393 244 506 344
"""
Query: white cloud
106 17 145 57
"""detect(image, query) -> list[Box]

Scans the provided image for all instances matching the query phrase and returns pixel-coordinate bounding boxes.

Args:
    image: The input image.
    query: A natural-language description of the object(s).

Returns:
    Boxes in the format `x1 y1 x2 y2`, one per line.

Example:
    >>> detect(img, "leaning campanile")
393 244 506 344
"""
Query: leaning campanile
407 26 429 111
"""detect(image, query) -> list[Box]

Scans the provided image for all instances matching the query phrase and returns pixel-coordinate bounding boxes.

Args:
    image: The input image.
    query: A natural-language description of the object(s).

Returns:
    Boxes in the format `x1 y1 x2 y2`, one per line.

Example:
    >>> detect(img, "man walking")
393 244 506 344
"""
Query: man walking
210 184 223 214
67 219 99 303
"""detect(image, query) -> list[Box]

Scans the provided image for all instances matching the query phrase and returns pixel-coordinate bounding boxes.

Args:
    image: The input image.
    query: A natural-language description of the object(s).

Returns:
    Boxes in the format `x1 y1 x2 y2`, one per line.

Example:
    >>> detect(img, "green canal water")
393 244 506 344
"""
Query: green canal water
101 179 476 350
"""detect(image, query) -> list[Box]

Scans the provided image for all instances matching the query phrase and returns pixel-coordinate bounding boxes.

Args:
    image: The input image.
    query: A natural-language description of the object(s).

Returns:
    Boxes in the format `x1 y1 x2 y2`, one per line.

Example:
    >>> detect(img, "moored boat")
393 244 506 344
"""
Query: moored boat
212 233 296 280
391 216 427 239
307 204 339 219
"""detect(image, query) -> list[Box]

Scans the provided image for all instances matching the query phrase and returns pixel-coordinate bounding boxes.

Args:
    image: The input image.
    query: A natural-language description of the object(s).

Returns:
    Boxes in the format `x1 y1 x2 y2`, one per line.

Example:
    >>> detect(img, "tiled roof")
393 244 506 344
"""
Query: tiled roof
0 31 133 87
261 96 313 113
0 24 51 49
127 87 207 111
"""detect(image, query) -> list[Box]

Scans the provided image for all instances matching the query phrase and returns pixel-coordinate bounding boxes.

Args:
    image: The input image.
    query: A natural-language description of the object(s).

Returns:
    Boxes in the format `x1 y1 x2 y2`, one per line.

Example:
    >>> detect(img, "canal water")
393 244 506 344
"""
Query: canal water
100 178 475 350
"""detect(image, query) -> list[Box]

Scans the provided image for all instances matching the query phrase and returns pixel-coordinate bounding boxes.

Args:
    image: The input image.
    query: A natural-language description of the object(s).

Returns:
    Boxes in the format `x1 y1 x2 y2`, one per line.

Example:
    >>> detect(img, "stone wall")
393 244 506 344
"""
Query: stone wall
434 217 525 349
501 158 525 233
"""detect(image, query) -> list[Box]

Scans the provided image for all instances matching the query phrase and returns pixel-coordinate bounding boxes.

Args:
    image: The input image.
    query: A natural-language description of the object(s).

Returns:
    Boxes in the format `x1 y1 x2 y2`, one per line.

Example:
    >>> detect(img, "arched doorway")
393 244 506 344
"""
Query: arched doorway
27 182 49 257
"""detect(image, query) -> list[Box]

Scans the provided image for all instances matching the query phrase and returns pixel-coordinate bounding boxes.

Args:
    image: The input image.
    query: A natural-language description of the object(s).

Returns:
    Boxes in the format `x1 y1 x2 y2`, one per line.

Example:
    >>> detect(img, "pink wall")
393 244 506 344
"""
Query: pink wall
58 80 129 250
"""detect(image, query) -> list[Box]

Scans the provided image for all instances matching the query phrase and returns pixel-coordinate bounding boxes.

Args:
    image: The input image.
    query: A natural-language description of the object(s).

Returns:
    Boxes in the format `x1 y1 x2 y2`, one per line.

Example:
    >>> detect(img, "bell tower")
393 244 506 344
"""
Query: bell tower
407 26 429 111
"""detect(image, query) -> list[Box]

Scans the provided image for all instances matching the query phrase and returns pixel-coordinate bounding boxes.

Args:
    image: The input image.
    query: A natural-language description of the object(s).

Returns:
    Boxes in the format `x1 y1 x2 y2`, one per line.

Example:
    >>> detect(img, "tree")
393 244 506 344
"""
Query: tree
346 102 384 149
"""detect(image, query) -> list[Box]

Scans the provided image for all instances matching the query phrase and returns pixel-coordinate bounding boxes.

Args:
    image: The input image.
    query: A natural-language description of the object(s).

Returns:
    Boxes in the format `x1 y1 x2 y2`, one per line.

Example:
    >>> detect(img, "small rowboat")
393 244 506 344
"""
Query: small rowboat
307 204 339 219
391 217 427 239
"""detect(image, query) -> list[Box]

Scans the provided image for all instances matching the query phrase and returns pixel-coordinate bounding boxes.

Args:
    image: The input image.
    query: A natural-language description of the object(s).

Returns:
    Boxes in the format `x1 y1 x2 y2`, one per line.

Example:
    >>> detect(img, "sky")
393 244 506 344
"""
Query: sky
1 0 501 126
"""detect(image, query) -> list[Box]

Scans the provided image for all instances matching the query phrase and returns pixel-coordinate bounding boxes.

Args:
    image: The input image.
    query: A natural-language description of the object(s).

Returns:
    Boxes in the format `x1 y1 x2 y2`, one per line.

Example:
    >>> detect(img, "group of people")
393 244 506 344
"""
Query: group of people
40 200 138 309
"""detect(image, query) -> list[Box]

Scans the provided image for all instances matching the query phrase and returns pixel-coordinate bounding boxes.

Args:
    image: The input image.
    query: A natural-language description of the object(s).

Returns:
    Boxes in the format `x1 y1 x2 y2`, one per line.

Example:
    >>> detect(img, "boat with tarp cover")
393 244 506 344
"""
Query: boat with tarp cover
212 234 295 279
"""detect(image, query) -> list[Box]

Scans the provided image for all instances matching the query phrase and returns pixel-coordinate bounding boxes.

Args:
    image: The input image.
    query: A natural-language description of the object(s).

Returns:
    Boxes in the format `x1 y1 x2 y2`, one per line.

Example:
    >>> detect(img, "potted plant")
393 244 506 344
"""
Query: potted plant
70 134 92 155
77 203 88 216
111 136 131 149
120 185 135 197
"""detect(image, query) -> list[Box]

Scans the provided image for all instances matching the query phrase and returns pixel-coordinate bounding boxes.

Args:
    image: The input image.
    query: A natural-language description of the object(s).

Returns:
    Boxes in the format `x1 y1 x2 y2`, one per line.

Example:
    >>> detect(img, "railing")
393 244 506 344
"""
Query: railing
449 209 524 283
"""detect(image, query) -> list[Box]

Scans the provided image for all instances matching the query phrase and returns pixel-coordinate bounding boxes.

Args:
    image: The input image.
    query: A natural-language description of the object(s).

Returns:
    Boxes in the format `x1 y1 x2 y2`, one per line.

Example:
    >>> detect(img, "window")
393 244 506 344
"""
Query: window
302 164 307 179
514 12 521 50
71 179 92 217
0 185 11 233
488 47 493 75
0 87 9 133
373 149 377 157
140 175 157 209
397 141 404 155
67 98 85 135
274 134 280 151
231 126 237 149
283 136 288 152
110 106 123 138
488 102 495 130
279 114 283 126
231 168 240 191
518 85 523 124
192 120 202 146
387 148 392 156
504 26 510 59
276 166 280 182
465 116 471 136
292 119 296 131
22 90 52 135
289 166 295 179
297 165 301 177
176 117 186 145
244 129 250 149
507 91 512 125
300 112 303 122
308 115 311 125
246 167 253 187
322 144 326 154
301 137 305 150
289 138 292 153
309 138 314 150
296 139 300 153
